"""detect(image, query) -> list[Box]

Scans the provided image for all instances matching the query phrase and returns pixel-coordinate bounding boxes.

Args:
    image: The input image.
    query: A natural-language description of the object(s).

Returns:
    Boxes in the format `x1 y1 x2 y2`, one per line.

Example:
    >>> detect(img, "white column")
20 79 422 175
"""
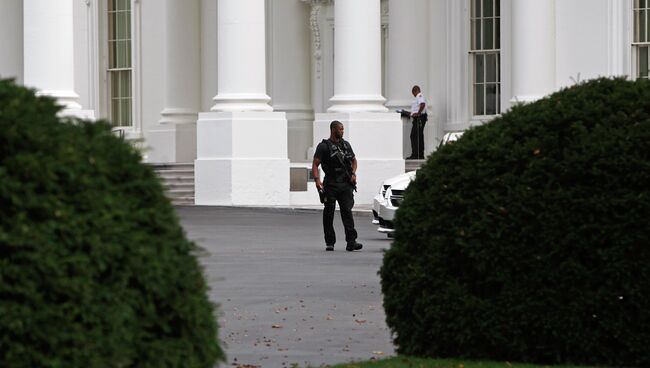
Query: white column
211 0 272 112
0 0 23 83
385 0 428 110
196 0 289 206
312 0 403 206
23 0 93 118
328 0 387 112
511 0 556 104
158 0 201 162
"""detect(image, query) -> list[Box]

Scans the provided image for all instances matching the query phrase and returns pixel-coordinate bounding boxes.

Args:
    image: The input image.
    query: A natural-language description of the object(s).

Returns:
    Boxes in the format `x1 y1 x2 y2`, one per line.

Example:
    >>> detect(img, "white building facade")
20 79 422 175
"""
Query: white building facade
0 0 645 206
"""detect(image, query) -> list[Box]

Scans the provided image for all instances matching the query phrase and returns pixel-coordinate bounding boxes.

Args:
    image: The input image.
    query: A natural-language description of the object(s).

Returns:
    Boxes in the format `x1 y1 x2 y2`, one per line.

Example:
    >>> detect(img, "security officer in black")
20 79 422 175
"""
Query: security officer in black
311 120 363 252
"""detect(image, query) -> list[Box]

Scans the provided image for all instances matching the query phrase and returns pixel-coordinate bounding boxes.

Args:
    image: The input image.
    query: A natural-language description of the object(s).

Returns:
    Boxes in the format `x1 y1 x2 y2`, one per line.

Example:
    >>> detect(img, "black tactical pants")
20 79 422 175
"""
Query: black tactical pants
410 114 427 159
322 181 357 246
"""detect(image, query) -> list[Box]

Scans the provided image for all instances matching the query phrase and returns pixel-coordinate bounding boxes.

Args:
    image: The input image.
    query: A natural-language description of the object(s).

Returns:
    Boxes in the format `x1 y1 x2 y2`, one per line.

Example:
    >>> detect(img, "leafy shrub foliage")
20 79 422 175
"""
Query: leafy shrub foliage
0 79 223 367
380 78 650 366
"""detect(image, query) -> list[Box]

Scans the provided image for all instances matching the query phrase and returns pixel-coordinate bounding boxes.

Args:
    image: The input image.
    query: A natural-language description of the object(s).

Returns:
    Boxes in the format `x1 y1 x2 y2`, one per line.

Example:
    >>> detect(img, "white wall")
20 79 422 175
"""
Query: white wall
555 0 609 89
426 0 447 152
201 0 218 112
267 0 313 162
0 0 23 83
140 0 168 160
3 0 641 205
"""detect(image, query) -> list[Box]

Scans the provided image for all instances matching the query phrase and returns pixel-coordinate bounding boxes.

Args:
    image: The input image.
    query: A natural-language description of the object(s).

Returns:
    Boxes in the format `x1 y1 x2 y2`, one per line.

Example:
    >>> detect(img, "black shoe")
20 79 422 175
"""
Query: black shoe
346 242 363 251
325 245 334 251
406 155 416 160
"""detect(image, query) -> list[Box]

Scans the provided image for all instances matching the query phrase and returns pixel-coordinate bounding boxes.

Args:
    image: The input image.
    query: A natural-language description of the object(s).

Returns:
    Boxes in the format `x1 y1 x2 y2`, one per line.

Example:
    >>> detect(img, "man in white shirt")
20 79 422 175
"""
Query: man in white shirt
407 85 427 160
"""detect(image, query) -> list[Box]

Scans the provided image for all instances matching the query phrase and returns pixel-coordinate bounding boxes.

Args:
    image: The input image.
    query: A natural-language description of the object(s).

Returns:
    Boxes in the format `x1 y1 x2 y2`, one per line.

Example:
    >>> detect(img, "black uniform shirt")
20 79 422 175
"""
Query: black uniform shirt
314 139 355 181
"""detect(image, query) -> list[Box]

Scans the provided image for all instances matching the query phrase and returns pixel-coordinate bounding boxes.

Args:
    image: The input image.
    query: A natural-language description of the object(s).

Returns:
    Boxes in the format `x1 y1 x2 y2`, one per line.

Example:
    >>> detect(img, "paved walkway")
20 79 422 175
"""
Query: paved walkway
176 206 396 368
217 204 374 214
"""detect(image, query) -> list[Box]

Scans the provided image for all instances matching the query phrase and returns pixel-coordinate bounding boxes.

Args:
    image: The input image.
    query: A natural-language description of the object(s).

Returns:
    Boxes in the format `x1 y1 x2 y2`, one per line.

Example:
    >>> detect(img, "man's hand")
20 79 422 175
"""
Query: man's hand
350 173 357 185
312 157 323 191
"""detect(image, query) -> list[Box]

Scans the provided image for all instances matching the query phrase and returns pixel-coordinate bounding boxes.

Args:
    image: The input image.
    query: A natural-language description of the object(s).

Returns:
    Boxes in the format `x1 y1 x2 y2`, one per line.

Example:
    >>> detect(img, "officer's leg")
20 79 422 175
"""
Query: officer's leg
337 185 358 244
323 186 337 245
418 119 426 158
409 120 418 158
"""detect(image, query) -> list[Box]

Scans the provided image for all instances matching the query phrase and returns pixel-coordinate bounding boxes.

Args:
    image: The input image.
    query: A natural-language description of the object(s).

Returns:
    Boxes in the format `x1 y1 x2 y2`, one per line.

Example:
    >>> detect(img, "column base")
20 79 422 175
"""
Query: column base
327 95 389 113
159 108 198 125
510 95 546 104
314 112 404 205
385 100 411 111
36 90 82 111
195 111 289 206
210 93 273 112
59 109 95 120
195 158 290 205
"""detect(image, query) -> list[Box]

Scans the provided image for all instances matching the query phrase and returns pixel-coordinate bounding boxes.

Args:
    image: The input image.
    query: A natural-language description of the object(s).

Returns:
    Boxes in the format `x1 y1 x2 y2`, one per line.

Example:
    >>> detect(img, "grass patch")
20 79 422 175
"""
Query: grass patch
328 357 601 368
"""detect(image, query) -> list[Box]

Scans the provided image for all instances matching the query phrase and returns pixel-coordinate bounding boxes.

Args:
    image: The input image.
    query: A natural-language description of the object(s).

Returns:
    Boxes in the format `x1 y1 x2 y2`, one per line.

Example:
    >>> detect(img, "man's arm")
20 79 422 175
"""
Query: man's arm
413 103 425 117
350 157 358 185
312 157 323 190
412 95 426 117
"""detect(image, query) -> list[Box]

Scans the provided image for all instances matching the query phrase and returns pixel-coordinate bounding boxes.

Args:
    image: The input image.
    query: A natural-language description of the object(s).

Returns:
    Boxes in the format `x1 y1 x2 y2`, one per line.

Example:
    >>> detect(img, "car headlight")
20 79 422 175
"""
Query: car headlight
382 185 390 198
390 195 403 207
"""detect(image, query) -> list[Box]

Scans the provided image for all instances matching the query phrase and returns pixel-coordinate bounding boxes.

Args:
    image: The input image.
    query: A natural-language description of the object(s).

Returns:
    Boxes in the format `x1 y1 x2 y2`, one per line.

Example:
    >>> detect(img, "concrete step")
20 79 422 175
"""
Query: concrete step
151 162 194 170
166 188 195 197
151 163 195 206
156 169 195 177
172 196 194 204
172 200 195 206
161 176 194 185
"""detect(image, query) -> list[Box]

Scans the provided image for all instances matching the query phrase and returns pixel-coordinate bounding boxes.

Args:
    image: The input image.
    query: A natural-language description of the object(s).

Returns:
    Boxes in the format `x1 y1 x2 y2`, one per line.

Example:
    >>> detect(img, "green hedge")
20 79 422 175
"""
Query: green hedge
380 77 650 366
0 79 224 367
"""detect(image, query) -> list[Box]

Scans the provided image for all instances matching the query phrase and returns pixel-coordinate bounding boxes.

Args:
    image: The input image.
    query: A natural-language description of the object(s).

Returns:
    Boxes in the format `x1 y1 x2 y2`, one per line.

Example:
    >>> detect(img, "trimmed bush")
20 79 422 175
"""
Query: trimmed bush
0 79 224 367
380 78 650 366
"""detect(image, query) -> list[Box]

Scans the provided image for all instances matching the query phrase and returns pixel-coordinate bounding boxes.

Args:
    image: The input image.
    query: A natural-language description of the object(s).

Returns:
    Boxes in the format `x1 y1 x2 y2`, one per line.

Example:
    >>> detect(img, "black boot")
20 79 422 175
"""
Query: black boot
346 242 363 251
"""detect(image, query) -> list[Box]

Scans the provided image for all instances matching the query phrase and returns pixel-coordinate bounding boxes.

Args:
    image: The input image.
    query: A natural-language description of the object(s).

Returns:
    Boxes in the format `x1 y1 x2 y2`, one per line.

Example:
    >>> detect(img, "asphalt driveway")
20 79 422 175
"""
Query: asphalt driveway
176 206 396 368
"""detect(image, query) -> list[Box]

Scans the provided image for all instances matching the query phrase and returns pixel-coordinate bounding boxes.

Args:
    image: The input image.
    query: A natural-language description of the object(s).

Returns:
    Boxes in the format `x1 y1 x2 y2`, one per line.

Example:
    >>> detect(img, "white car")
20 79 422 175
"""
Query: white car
438 131 464 147
377 173 416 236
372 171 416 225
376 131 464 236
